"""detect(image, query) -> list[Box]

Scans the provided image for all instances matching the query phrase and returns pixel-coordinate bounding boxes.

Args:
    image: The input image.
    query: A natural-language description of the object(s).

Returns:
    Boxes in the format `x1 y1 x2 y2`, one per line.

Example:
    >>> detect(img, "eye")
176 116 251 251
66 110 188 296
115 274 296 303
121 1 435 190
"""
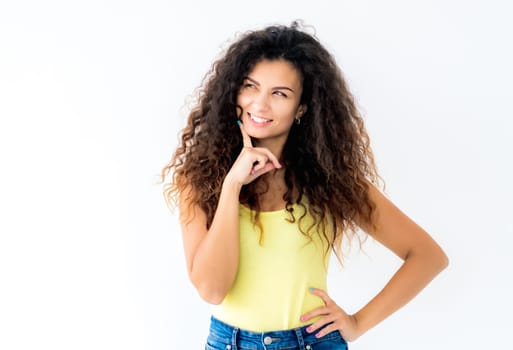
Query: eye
273 90 288 98
242 82 255 89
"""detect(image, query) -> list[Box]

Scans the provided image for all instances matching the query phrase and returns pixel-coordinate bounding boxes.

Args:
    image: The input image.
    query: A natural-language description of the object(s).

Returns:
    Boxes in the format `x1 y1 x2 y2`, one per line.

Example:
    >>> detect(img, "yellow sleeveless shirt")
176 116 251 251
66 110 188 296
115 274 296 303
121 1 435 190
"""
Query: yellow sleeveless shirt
212 203 331 331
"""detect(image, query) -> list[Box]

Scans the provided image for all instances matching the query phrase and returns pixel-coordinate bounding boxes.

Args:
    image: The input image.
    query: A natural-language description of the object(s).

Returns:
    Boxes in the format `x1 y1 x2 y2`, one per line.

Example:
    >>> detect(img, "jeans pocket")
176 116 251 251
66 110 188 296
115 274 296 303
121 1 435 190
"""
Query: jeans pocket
205 338 231 350
306 332 348 350
306 339 348 350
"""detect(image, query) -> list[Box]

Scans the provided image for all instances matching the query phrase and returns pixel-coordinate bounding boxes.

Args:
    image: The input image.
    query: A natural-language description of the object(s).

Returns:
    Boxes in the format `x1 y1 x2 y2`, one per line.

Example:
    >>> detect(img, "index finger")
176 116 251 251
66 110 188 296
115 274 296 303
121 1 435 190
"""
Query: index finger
237 119 253 148
309 287 332 306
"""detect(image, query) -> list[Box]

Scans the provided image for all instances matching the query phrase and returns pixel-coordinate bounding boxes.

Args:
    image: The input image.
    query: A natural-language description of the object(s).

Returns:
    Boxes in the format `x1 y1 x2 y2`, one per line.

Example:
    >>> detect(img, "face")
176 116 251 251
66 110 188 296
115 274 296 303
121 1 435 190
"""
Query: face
237 59 306 150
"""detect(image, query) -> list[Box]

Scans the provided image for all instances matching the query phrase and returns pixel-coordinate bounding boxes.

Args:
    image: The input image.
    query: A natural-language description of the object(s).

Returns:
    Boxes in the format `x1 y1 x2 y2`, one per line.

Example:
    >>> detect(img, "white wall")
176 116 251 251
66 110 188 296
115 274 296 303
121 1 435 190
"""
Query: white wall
1 1 511 349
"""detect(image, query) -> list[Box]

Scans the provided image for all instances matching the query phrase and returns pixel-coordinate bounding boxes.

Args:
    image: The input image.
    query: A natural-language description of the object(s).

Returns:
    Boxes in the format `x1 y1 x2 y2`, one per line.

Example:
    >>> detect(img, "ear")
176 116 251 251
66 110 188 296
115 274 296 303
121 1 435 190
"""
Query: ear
297 104 307 117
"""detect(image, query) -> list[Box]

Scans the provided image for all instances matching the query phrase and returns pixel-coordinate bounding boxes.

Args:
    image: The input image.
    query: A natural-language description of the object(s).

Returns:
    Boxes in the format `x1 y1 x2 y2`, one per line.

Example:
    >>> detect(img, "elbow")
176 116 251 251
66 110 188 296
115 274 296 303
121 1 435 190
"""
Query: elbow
439 250 449 271
197 287 226 305
189 272 228 305
430 245 449 273
408 244 449 274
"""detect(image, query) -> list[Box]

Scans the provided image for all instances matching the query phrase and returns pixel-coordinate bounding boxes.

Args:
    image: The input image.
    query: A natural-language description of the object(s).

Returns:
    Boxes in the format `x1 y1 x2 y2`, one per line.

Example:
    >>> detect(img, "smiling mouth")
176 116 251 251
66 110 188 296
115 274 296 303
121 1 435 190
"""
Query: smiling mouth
248 112 272 124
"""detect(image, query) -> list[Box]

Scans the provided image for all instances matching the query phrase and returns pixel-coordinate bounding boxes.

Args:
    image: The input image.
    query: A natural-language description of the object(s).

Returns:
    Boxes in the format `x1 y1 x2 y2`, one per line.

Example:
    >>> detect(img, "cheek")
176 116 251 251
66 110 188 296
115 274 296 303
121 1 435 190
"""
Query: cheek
236 93 250 108
276 103 300 119
235 96 246 117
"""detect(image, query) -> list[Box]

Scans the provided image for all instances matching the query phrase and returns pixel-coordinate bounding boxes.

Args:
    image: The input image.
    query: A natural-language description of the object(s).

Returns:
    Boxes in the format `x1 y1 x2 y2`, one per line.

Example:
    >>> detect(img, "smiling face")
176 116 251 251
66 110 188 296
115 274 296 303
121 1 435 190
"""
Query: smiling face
237 59 306 155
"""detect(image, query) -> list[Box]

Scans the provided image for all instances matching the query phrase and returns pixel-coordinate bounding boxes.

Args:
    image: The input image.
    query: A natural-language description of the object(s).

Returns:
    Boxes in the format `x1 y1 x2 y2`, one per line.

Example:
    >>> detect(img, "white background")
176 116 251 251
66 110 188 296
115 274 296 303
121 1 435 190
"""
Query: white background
1 1 512 349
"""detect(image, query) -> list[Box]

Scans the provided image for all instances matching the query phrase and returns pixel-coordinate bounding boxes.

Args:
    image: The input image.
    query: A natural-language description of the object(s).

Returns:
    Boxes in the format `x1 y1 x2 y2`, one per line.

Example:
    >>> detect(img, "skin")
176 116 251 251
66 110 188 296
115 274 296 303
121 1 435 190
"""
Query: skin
237 59 306 160
179 59 449 341
300 184 449 341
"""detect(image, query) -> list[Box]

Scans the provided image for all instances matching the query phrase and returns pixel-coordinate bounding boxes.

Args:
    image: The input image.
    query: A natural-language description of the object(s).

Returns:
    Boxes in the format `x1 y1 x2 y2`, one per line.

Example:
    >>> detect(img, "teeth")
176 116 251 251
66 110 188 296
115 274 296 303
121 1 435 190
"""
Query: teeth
249 113 271 123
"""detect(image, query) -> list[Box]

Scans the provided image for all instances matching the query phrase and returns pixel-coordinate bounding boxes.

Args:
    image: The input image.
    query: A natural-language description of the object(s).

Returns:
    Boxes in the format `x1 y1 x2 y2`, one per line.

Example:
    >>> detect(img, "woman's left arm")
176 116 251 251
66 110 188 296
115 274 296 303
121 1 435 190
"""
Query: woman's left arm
301 182 449 341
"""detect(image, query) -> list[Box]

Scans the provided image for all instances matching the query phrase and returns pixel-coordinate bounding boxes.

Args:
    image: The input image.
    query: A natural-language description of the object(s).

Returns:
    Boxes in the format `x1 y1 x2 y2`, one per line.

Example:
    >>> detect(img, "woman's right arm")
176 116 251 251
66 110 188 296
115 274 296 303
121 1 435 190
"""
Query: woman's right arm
179 177 242 304
179 121 281 304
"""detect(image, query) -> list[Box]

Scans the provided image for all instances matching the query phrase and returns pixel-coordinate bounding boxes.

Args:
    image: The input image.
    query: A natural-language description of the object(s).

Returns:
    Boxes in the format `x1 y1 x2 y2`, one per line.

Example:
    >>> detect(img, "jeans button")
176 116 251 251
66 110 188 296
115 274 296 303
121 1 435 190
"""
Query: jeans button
225 345 231 350
306 345 311 350
263 336 272 345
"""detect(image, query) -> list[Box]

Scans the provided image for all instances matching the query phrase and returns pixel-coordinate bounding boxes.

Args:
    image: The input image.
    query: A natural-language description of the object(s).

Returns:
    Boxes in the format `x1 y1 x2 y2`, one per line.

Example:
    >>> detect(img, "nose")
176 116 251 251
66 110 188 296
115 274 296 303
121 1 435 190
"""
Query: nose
251 91 271 112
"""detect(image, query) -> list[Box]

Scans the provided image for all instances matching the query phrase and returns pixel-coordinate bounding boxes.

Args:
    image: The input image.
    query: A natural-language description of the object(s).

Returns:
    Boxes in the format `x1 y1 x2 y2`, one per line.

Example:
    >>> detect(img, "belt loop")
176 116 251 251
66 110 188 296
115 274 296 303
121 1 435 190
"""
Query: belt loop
231 326 239 350
295 327 305 349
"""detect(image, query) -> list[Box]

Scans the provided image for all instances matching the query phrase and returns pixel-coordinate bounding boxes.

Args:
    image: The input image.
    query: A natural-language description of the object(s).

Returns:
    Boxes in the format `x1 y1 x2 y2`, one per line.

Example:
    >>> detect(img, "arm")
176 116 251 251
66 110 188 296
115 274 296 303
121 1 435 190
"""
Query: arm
180 179 242 304
180 121 281 304
351 183 449 337
301 182 449 340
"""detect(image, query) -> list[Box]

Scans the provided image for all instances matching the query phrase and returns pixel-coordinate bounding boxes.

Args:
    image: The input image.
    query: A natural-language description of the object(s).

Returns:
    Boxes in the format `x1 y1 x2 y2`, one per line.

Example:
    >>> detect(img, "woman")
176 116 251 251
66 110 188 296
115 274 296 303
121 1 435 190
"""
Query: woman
162 21 448 349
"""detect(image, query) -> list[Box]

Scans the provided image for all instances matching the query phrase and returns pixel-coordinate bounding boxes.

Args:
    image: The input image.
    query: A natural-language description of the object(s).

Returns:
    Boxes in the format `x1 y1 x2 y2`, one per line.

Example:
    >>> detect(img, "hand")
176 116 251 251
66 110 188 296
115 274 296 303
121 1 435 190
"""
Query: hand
300 288 362 342
225 120 281 186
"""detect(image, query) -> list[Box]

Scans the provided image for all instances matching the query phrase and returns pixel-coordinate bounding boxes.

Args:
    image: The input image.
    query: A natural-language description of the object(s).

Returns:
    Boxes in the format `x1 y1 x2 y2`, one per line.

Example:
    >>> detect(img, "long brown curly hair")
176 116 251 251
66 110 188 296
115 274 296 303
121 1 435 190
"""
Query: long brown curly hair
162 21 383 259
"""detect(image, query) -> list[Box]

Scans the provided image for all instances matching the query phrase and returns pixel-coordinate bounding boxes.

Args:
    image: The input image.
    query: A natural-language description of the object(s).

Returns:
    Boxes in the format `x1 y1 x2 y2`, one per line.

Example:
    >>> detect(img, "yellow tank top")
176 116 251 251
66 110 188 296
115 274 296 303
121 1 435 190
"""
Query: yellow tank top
212 203 331 331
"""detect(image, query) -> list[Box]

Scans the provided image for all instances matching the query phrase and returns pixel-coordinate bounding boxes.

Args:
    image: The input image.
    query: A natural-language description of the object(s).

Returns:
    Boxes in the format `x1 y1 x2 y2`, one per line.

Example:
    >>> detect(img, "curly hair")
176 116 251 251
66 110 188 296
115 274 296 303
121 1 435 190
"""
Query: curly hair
162 21 383 259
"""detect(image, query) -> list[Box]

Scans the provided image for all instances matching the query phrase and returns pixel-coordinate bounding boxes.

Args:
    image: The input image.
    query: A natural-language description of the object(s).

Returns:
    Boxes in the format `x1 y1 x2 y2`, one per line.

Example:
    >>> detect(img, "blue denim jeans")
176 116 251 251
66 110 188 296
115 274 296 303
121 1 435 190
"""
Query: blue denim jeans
206 316 348 350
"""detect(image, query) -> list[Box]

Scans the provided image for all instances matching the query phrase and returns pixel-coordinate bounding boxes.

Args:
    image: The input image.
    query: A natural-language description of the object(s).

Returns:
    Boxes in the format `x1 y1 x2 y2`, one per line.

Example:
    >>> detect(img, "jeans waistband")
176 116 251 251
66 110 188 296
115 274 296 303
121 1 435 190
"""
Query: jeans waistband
208 316 347 350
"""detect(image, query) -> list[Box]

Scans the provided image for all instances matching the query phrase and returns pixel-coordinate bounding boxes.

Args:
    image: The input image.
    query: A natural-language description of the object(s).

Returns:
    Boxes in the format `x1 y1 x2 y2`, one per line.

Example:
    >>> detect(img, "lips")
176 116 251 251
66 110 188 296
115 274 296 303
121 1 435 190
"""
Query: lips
248 112 272 124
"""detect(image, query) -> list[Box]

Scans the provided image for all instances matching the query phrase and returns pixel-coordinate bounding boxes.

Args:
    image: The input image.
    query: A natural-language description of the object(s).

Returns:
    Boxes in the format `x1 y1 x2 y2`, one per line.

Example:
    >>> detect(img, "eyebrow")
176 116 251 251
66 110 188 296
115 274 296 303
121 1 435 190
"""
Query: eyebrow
244 76 295 93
